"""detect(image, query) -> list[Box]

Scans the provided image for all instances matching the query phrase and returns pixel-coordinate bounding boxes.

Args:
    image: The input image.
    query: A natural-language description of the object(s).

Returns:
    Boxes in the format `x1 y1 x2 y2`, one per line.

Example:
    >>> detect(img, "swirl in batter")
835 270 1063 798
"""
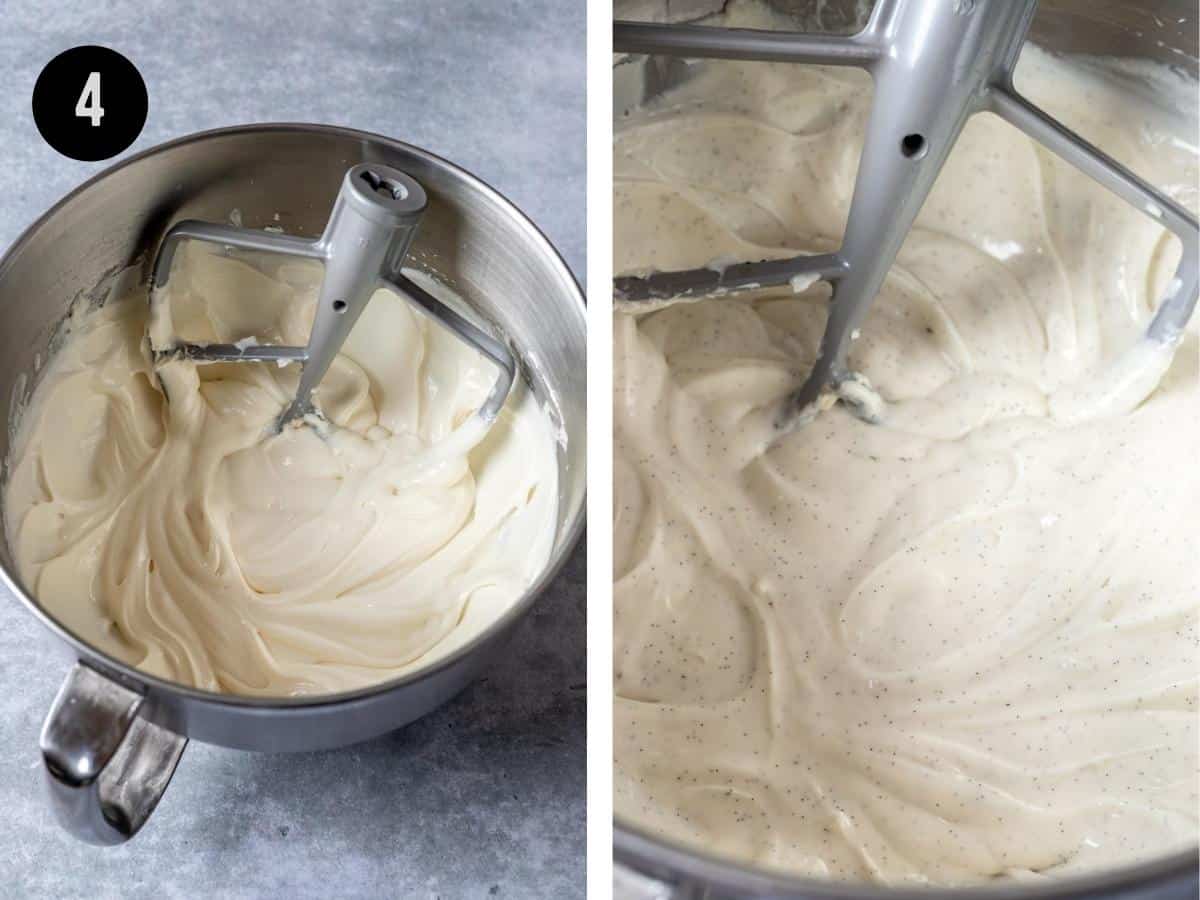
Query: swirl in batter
614 7 1198 885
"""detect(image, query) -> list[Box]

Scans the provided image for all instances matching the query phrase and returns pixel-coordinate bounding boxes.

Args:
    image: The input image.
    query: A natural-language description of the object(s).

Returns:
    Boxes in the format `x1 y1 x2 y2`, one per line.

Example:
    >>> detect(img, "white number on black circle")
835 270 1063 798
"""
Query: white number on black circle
75 71 104 127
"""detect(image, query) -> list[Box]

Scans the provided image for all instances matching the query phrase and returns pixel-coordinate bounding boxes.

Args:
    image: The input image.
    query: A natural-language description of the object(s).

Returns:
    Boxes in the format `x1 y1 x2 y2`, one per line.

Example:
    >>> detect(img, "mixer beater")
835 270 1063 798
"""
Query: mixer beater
614 0 1199 428
150 163 516 432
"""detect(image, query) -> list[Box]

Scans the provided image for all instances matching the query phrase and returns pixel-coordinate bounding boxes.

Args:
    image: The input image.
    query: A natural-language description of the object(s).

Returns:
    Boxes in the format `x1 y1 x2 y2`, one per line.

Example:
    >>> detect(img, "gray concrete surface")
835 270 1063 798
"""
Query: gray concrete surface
0 1 586 897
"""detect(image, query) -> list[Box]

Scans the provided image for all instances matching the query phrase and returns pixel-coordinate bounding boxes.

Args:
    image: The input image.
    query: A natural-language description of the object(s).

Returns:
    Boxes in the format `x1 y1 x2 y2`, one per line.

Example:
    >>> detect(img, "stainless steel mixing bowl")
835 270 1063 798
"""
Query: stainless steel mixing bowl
613 1 1198 897
0 124 586 845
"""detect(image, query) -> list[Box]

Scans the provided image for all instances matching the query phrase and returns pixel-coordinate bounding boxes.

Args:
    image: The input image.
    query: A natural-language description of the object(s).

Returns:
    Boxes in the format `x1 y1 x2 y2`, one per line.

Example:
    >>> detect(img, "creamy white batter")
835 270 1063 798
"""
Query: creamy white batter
5 241 558 696
614 4 1198 884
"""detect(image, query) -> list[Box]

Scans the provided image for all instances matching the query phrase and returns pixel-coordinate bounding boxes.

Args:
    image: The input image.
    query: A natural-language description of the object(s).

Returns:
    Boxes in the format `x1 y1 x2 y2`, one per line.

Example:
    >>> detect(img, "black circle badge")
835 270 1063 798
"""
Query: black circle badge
32 46 148 162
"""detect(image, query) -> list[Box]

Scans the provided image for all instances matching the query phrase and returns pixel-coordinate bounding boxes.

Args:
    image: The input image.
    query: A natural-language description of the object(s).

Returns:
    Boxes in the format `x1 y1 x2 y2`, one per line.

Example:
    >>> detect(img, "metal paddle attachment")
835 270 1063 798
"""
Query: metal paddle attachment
150 163 515 430
614 0 1199 427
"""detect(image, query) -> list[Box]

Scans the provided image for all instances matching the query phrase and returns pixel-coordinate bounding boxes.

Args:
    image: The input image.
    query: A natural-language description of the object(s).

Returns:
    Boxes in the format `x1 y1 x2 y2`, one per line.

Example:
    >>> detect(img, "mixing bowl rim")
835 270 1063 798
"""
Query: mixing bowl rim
0 121 587 711
615 817 1198 898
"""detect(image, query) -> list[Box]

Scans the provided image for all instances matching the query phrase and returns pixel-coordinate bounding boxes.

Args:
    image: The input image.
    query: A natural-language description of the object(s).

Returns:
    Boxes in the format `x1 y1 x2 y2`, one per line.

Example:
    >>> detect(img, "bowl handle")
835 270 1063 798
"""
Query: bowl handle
39 663 187 845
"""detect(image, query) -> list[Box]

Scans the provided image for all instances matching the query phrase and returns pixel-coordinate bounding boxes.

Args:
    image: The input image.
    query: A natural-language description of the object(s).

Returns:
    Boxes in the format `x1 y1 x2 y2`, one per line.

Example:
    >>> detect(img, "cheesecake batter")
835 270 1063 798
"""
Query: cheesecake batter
614 3 1199 884
5 241 558 696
